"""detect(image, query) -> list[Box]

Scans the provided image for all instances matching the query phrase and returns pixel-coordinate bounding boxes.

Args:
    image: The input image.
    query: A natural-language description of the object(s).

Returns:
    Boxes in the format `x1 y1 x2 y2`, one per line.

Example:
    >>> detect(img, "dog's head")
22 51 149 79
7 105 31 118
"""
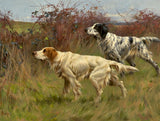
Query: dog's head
85 23 109 39
32 47 58 63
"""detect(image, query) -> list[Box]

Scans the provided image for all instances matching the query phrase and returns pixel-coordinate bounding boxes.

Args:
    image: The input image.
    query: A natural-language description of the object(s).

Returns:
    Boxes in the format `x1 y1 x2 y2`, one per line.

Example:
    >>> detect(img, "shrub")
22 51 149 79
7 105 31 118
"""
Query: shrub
32 0 110 50
0 1 110 84
113 9 160 37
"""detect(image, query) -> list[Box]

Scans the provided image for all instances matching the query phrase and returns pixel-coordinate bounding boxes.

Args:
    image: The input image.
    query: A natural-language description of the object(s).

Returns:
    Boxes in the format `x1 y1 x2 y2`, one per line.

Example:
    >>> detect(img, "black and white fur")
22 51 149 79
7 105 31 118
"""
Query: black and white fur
85 23 160 75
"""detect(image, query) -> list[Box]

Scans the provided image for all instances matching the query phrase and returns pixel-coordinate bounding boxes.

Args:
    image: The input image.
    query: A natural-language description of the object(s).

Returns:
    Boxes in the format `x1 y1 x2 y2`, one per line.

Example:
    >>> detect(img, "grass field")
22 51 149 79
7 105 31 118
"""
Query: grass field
0 21 160 121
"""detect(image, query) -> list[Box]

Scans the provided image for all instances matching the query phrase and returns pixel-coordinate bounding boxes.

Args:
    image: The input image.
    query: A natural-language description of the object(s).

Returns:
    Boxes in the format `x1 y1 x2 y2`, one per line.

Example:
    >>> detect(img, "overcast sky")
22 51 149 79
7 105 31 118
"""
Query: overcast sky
0 0 160 22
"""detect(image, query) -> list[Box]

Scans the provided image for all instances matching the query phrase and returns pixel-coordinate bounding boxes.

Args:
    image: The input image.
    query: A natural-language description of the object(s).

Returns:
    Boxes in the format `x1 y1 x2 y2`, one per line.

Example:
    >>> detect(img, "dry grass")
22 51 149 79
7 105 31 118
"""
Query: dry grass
0 42 160 121
0 5 160 121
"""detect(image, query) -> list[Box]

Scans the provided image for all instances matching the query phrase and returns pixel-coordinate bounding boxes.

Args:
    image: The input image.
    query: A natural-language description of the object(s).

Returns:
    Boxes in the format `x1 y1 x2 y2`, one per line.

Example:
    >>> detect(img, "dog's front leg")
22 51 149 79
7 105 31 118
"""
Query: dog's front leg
64 69 81 101
63 78 71 97
71 79 81 101
107 51 123 64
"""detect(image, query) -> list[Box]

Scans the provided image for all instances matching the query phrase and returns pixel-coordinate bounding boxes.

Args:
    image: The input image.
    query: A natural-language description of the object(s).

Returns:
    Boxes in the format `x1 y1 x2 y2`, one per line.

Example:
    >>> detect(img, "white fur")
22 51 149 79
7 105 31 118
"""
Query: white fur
86 23 160 75
34 47 138 103
34 49 48 60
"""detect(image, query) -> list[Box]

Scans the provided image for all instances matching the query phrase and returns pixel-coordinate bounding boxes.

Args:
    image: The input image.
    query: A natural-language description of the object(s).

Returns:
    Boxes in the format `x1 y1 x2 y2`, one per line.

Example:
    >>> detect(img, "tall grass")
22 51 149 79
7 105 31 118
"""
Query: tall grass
0 1 160 121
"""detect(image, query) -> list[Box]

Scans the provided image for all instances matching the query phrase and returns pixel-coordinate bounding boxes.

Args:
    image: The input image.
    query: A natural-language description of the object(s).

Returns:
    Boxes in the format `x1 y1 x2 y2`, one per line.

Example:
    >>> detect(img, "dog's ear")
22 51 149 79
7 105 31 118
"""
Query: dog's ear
101 24 108 39
46 48 57 63
95 23 108 39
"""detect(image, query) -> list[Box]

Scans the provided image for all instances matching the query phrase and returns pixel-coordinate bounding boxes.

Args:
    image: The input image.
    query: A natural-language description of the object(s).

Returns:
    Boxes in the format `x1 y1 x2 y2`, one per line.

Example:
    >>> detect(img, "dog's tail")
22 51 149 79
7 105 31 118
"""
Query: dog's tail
109 61 138 73
140 37 160 46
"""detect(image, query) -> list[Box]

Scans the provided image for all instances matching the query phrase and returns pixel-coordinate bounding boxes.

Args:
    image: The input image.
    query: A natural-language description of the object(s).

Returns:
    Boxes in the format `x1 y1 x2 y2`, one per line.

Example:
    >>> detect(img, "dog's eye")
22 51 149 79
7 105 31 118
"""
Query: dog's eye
43 49 46 53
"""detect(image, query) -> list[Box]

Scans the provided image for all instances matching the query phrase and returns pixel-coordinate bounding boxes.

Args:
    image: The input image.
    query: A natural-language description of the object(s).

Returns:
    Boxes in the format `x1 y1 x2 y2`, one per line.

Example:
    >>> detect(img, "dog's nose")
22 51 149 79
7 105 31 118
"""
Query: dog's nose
32 51 36 56
84 28 88 32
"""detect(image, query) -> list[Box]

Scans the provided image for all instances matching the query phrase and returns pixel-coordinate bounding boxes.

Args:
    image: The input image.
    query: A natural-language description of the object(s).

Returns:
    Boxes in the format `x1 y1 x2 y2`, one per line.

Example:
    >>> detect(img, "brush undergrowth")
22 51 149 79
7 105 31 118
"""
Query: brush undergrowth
0 1 160 121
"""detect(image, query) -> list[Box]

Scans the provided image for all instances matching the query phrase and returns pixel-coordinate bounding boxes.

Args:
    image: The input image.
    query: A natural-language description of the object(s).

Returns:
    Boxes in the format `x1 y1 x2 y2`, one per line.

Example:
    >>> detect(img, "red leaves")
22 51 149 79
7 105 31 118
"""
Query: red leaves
115 9 160 37
32 1 110 50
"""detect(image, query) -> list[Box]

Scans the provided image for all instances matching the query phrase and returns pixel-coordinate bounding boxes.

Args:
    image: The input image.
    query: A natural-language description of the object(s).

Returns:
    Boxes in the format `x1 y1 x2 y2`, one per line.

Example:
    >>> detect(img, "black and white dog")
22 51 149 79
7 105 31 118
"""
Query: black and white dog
85 23 160 75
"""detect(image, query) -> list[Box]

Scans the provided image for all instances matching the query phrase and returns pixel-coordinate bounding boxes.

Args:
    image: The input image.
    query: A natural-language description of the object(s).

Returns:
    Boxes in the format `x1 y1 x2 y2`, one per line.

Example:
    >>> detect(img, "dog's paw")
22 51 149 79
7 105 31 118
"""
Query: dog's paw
123 88 128 98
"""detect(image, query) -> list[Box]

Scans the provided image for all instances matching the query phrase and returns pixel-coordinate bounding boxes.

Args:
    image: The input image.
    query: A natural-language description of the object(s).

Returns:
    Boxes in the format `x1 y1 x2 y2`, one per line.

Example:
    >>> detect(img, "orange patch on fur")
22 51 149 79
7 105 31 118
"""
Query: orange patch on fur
43 47 58 63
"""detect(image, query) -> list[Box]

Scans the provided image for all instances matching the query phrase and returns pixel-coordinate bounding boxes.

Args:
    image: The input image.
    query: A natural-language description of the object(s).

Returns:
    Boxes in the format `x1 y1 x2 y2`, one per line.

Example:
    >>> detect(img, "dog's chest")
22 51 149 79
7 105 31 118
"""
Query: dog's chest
51 62 62 77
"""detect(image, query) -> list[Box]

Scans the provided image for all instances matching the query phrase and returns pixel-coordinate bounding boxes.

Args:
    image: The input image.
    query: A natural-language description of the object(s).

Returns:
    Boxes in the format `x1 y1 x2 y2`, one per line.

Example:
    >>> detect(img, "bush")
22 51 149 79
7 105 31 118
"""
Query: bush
113 9 160 37
32 0 110 50
0 1 110 84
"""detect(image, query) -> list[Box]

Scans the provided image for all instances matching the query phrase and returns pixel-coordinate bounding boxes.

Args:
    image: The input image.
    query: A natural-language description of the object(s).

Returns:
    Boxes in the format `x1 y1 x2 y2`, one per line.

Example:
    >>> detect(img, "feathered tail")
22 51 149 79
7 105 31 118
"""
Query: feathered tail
140 37 160 46
109 61 139 73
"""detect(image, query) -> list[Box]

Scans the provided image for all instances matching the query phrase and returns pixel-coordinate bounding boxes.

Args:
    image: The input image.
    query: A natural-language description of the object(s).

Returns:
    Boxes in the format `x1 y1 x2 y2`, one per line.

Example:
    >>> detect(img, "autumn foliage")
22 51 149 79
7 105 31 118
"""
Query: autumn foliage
32 2 110 50
114 9 160 37
0 1 160 120
0 2 160 81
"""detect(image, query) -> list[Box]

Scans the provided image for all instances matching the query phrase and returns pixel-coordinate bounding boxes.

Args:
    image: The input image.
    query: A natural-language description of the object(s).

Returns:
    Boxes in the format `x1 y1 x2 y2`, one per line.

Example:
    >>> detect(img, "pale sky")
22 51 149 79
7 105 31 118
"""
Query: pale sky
0 0 160 22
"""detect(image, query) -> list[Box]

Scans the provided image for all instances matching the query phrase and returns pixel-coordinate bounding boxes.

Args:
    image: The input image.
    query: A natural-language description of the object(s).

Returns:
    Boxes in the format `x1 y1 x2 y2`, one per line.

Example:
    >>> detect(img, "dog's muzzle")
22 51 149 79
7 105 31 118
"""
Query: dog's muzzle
32 51 37 56
84 28 88 33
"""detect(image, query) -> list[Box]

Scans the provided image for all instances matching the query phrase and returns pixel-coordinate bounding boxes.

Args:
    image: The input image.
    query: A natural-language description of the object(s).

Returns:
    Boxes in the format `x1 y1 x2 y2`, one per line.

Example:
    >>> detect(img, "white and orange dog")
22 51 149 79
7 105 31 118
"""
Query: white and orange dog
32 47 138 103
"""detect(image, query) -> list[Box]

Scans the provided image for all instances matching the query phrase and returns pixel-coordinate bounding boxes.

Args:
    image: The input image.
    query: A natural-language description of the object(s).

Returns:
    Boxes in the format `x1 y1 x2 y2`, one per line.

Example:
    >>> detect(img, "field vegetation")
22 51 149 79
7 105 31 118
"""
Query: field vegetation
0 1 160 121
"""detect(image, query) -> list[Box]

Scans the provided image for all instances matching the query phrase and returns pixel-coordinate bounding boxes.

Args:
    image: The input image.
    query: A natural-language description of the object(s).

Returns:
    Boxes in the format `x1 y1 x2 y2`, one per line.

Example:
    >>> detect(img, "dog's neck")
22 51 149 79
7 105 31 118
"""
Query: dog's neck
95 34 103 41
48 51 64 76
96 34 105 45
96 33 111 53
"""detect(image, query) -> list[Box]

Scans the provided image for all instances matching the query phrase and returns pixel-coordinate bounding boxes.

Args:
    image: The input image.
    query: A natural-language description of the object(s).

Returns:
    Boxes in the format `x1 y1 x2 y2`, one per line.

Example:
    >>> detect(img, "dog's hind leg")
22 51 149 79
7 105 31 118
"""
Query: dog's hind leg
138 46 160 75
140 55 160 75
109 74 127 98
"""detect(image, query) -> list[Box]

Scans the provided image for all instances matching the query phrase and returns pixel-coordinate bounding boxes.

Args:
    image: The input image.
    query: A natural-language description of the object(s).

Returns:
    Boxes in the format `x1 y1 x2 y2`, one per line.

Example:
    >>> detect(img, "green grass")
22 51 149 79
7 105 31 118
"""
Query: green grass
1 68 160 121
0 22 160 121
1 46 160 121
6 21 40 33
